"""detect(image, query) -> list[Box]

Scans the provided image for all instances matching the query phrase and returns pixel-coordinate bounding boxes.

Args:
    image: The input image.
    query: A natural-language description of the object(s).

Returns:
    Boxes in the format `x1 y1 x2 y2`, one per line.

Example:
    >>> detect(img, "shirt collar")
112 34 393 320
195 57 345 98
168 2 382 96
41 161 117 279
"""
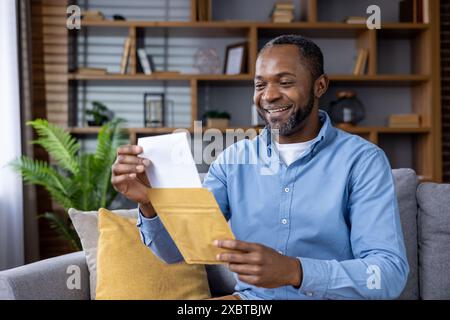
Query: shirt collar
259 110 337 158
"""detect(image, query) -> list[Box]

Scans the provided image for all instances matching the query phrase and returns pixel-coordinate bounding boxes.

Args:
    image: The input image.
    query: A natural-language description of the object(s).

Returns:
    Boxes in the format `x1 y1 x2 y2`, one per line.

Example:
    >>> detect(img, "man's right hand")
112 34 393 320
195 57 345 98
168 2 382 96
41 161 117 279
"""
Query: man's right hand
111 145 157 218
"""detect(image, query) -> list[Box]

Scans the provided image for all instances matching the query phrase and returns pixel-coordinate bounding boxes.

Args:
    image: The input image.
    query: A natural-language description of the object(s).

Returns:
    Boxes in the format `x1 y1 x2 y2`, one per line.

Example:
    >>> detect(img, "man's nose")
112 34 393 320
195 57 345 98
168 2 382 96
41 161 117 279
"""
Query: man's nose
262 84 282 103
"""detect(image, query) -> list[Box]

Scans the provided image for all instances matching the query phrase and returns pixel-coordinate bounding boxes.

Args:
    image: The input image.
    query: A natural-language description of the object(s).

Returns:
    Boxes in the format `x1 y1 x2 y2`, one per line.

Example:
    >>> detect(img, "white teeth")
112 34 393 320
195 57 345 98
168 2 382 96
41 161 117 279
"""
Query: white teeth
266 105 291 113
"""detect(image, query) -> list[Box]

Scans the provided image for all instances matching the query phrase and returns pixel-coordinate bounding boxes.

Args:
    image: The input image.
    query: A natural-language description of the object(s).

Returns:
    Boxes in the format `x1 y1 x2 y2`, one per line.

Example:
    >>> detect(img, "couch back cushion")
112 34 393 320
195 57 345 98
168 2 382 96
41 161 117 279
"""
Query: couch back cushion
417 182 450 299
392 168 419 299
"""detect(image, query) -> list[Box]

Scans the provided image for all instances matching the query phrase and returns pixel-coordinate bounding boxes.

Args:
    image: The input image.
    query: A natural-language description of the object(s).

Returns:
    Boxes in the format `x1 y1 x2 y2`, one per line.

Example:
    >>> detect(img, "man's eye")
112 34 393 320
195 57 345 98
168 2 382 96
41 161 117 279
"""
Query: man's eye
255 83 265 90
280 81 293 86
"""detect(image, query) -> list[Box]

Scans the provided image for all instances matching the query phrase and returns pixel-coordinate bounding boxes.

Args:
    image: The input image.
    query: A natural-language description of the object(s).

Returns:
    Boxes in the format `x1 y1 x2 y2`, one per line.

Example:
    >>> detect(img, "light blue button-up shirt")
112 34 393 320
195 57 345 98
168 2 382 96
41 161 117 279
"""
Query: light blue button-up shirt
137 110 409 300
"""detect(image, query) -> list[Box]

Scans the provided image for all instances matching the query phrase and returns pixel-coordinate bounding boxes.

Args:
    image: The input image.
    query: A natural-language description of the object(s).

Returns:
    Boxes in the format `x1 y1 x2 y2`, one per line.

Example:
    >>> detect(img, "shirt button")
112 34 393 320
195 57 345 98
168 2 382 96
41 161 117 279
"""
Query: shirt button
306 292 314 297
281 219 288 225
284 187 290 192
278 250 283 255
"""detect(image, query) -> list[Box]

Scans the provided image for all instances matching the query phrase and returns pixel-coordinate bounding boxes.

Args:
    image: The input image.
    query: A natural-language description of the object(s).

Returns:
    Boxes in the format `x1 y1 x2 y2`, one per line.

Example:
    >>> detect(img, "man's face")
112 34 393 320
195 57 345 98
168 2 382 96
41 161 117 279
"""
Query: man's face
253 45 315 136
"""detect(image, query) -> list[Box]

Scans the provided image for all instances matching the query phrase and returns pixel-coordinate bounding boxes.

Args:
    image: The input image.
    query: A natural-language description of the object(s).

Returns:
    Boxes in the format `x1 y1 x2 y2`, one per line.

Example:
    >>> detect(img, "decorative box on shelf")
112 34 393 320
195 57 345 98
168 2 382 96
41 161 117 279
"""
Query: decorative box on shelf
388 114 421 128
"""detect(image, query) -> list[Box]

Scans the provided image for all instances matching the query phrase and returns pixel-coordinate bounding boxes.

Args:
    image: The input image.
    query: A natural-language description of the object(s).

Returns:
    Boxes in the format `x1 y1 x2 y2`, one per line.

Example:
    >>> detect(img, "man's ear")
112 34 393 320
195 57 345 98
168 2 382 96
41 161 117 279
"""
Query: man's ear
314 74 329 98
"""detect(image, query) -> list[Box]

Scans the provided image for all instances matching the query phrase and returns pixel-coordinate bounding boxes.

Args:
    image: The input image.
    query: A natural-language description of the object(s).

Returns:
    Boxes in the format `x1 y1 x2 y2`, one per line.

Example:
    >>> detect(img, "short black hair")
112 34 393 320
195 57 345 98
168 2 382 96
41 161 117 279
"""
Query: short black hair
259 34 324 80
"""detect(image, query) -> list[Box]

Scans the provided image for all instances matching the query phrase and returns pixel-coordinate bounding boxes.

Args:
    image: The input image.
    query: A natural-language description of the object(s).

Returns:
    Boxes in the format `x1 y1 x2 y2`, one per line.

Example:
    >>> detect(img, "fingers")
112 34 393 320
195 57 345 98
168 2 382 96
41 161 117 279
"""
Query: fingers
116 145 143 156
112 163 146 175
237 275 259 285
228 263 262 275
116 154 151 166
216 252 260 264
111 173 136 186
213 239 258 253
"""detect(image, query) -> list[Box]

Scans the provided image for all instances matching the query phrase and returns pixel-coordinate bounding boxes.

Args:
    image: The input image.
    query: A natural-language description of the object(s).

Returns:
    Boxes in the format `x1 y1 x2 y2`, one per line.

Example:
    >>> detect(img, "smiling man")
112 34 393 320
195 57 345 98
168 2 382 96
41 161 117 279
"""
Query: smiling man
112 35 409 300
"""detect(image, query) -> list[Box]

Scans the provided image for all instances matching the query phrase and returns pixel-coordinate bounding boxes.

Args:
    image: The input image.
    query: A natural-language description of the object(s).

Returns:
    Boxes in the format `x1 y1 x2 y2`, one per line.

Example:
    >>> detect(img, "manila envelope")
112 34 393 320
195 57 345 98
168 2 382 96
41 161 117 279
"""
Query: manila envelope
147 188 236 264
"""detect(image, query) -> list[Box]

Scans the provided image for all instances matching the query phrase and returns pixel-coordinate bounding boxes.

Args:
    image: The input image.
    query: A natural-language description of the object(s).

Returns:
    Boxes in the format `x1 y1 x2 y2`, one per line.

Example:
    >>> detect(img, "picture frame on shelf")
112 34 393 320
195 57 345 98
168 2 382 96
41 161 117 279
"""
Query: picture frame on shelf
223 42 247 75
143 93 165 128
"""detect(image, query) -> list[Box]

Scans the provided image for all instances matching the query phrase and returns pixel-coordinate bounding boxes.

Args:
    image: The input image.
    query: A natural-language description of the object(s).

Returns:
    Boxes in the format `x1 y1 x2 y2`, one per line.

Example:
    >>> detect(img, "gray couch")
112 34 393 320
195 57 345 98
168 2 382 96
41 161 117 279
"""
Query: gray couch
1 169 449 300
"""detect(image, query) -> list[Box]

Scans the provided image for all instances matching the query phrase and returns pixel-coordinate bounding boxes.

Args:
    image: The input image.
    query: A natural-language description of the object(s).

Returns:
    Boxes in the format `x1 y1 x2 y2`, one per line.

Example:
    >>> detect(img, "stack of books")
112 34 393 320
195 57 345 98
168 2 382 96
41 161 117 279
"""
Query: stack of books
82 10 104 21
271 2 295 23
352 49 369 75
388 114 421 128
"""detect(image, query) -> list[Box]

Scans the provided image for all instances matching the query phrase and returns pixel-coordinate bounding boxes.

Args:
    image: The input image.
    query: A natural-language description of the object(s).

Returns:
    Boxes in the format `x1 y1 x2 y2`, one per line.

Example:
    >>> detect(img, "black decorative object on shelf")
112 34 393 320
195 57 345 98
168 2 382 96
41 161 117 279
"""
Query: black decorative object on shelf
113 14 126 21
328 90 365 127
85 101 114 126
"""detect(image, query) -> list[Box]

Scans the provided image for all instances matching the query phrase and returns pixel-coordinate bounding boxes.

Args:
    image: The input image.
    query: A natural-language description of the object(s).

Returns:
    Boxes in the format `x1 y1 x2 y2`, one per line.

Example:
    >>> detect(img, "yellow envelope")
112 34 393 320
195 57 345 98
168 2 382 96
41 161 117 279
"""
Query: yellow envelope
147 188 236 264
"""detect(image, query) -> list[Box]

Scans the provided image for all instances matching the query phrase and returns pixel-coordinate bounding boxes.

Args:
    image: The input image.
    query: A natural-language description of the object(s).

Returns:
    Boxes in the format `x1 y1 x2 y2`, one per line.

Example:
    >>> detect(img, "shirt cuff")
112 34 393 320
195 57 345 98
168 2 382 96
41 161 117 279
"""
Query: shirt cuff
136 207 165 246
296 257 330 299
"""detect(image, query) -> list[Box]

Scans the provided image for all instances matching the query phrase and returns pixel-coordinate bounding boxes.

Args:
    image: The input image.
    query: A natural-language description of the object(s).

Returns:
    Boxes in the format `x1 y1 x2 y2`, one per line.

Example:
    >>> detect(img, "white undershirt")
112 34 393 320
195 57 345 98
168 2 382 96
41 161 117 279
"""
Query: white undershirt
275 139 315 166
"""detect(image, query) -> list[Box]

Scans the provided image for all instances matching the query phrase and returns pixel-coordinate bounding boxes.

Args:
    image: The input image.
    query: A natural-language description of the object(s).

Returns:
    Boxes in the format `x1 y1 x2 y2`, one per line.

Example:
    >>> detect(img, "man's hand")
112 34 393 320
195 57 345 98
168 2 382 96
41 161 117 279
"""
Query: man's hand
214 239 302 289
111 145 156 218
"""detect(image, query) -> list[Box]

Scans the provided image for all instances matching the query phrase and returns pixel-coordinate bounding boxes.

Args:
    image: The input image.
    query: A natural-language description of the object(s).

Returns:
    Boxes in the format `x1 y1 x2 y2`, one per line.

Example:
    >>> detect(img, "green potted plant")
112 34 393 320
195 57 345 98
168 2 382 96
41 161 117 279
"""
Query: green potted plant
86 101 114 126
204 110 231 129
10 118 127 250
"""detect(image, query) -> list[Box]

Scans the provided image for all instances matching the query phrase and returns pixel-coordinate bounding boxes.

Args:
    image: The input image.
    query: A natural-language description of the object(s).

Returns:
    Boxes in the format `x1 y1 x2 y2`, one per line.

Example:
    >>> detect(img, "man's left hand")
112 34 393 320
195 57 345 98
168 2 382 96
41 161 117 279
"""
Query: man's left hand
213 239 302 289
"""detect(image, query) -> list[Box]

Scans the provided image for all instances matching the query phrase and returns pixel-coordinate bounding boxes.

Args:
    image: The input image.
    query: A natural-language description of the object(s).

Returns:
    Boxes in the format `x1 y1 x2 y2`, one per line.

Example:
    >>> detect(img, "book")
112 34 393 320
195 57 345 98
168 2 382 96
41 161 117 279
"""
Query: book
197 0 211 21
76 67 107 75
423 0 429 23
275 3 295 10
270 1 295 23
399 0 414 22
344 16 366 24
137 48 154 75
120 37 131 74
352 49 369 75
417 0 423 23
359 49 369 75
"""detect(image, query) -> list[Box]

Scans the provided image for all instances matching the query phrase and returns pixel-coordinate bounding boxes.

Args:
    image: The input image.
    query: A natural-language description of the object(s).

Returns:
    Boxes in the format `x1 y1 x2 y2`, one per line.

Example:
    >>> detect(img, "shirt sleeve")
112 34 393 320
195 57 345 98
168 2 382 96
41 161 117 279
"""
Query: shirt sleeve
136 207 184 264
296 148 409 299
202 151 231 221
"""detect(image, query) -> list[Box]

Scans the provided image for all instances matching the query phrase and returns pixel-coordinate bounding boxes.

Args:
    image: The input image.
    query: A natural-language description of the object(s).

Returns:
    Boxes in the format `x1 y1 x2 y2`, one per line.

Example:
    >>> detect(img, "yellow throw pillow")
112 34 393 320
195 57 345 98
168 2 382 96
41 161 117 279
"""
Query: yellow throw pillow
95 208 211 300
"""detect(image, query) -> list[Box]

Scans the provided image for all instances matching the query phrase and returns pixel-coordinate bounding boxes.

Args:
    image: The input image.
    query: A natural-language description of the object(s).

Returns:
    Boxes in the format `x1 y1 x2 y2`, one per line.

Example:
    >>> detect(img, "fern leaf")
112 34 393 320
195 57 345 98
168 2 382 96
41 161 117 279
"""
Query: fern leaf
28 119 80 175
39 212 81 250
94 119 128 207
10 156 75 209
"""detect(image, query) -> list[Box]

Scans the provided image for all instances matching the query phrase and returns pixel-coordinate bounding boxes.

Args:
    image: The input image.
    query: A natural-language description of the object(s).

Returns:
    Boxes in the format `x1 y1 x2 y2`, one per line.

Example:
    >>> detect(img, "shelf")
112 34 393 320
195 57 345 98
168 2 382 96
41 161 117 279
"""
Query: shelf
329 74 429 84
80 20 252 28
80 20 429 30
68 73 253 81
68 73 428 84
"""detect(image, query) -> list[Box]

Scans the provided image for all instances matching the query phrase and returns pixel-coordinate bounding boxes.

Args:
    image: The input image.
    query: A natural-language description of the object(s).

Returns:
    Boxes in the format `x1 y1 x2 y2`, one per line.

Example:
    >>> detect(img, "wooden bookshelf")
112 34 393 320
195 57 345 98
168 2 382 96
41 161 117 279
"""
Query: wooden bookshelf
68 73 254 81
63 0 441 181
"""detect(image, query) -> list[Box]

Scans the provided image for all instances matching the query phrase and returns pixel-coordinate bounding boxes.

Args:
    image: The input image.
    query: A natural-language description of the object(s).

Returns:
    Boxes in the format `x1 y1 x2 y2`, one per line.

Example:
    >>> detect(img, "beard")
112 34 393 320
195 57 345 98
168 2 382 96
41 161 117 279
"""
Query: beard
257 86 315 136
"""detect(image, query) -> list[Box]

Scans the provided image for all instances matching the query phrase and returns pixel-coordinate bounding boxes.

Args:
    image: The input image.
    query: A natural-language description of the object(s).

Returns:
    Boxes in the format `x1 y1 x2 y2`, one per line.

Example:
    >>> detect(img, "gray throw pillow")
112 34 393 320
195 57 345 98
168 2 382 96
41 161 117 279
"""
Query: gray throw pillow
68 208 138 299
417 183 450 299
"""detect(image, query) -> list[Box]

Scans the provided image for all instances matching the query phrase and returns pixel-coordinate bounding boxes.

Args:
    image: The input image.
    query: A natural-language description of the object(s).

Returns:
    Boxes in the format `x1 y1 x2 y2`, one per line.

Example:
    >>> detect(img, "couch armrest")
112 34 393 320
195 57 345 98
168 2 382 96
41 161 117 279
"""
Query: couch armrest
0 251 90 300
